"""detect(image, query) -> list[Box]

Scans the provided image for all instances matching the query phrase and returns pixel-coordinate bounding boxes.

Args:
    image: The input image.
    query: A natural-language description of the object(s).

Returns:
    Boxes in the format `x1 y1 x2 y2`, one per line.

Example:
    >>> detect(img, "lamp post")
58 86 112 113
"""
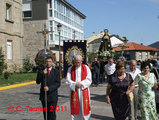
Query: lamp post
73 30 75 42
57 23 62 77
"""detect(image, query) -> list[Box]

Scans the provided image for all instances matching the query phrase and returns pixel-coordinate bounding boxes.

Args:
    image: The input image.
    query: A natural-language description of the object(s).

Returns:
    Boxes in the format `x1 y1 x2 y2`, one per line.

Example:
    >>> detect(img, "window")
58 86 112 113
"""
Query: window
145 52 148 59
49 10 52 17
7 40 12 60
50 21 52 26
50 27 53 31
49 34 53 41
139 52 142 60
6 3 11 20
55 35 58 41
23 0 32 18
49 0 52 8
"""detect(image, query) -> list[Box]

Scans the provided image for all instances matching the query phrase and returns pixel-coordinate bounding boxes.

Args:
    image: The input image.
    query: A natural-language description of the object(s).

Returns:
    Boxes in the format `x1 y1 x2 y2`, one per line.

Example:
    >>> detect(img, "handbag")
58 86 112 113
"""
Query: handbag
127 74 134 102
127 90 134 102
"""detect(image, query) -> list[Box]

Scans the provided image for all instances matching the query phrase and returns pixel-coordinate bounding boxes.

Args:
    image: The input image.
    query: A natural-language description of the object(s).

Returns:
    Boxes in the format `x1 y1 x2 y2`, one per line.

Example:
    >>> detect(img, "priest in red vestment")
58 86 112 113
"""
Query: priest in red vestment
66 55 92 120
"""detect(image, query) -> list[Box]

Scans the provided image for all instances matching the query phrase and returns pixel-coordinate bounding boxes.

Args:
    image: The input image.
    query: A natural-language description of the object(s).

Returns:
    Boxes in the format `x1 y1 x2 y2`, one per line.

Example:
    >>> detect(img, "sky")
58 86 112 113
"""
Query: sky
67 0 159 45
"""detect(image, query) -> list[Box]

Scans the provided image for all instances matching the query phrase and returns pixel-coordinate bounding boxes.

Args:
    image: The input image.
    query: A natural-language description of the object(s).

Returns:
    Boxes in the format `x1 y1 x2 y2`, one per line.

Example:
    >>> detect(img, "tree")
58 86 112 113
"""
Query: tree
0 47 6 75
122 37 128 43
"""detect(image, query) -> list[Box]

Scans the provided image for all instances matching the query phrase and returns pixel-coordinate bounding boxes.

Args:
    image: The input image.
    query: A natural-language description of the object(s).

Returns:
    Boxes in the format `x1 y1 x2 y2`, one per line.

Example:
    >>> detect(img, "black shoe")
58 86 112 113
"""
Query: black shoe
91 84 95 87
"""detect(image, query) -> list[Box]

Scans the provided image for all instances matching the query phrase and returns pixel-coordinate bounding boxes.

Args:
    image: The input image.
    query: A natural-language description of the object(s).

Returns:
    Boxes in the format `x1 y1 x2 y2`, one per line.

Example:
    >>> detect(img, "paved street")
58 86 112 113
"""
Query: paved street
0 80 114 120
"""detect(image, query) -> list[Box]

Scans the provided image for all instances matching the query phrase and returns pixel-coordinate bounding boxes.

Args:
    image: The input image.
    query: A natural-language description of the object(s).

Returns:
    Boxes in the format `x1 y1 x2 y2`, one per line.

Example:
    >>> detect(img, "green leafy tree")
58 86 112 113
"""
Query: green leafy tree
0 47 6 75
122 37 128 43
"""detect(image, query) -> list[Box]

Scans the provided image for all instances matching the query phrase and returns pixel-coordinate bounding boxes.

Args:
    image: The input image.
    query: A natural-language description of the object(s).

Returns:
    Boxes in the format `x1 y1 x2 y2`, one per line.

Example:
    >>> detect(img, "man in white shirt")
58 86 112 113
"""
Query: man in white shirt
126 60 141 120
66 55 92 120
104 58 116 81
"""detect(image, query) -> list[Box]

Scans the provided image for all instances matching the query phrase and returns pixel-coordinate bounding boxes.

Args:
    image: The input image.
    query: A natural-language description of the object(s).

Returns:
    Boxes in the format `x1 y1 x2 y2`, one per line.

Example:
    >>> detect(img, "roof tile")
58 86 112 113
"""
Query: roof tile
113 42 159 51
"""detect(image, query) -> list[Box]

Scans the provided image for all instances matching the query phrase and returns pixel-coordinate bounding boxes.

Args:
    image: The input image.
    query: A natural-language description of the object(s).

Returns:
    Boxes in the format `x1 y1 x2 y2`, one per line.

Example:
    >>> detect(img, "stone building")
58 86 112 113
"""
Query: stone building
22 0 86 64
113 42 159 61
149 41 159 57
0 0 23 71
86 32 105 45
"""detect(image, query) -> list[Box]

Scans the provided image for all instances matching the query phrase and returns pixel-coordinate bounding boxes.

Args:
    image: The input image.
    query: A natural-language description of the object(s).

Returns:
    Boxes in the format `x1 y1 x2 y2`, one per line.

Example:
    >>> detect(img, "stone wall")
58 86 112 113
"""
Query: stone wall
0 0 23 72
23 20 48 65
135 51 158 61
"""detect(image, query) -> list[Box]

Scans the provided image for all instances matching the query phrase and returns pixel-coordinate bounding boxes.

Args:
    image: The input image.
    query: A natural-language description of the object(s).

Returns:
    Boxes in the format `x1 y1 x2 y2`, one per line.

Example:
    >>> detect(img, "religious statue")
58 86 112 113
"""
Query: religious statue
98 29 113 58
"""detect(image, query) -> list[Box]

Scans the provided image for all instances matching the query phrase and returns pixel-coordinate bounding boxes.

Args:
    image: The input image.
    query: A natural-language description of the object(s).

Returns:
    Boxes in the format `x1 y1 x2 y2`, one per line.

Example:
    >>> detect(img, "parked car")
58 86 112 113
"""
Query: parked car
150 67 159 113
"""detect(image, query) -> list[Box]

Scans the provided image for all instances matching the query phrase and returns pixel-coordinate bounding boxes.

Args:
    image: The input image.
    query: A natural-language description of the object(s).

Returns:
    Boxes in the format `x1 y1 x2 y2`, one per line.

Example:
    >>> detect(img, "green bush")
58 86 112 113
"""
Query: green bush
4 72 10 79
19 68 24 74
23 57 33 73
0 47 7 75
12 64 17 73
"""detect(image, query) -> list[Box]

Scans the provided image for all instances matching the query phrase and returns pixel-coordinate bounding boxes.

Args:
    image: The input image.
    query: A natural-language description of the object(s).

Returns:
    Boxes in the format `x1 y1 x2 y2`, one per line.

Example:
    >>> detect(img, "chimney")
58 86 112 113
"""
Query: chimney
93 32 95 36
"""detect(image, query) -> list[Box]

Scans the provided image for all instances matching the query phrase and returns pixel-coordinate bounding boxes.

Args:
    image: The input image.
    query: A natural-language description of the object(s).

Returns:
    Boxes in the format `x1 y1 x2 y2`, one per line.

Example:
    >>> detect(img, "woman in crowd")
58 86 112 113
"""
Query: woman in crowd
135 61 158 120
106 61 135 120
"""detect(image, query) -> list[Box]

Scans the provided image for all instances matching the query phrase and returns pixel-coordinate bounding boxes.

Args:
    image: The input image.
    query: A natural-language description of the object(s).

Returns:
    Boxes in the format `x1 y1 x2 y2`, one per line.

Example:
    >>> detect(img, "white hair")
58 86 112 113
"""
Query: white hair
74 55 83 61
130 60 137 64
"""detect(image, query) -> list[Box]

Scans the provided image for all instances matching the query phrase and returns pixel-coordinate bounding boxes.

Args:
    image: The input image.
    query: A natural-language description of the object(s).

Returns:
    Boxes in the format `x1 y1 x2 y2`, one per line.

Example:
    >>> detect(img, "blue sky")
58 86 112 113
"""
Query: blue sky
67 0 159 45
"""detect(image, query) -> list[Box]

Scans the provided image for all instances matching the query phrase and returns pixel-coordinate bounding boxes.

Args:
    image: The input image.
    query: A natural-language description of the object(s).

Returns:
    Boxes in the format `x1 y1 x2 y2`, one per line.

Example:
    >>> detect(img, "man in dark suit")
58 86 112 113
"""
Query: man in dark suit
91 57 100 86
36 56 61 120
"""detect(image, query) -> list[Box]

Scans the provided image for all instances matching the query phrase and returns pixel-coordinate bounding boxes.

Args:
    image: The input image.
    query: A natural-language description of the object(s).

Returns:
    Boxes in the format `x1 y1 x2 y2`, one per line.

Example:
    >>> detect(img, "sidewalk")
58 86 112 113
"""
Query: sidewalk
57 83 114 120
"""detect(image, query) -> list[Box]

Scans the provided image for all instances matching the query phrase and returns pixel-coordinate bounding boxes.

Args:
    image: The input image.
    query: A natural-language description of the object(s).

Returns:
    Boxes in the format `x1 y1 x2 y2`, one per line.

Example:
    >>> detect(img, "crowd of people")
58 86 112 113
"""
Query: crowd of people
88 57 159 86
105 59 159 120
36 55 159 120
88 57 159 120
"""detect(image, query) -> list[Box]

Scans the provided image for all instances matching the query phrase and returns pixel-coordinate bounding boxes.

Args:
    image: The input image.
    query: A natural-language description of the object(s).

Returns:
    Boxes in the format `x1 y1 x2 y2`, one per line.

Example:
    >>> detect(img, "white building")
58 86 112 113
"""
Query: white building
23 0 86 62
48 0 86 46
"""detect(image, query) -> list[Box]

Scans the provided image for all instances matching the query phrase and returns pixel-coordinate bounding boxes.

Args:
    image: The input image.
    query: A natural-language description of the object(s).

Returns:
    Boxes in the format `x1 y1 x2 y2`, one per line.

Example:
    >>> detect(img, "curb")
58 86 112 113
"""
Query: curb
0 78 65 91
0 81 36 91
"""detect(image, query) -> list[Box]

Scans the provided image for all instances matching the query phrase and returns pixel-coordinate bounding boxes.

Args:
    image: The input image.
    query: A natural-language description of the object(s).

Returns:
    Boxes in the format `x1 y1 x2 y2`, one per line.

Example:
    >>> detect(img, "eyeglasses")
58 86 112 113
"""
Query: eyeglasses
46 61 52 63
143 67 149 70
74 62 80 64
118 68 125 71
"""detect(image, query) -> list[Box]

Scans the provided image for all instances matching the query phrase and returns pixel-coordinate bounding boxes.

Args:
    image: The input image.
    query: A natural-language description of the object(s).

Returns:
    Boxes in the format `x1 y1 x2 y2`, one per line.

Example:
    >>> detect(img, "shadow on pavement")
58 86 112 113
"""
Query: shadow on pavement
91 114 114 120
25 93 69 99
25 92 39 95
21 119 36 120
91 93 106 103
58 95 69 98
